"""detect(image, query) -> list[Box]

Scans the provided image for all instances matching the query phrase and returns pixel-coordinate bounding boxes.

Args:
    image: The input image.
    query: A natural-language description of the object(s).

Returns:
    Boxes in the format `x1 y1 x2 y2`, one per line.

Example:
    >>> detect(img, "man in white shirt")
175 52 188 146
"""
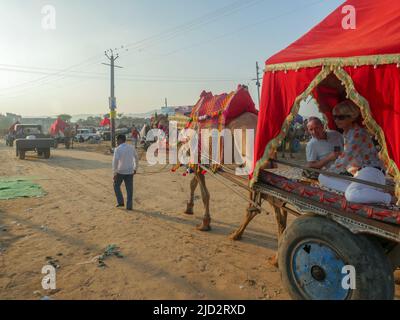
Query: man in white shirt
306 117 344 170
112 134 139 211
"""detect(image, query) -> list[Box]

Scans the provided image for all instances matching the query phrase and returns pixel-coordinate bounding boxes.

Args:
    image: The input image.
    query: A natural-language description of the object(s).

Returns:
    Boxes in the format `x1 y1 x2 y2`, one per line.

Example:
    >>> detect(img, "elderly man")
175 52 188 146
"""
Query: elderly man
306 117 344 170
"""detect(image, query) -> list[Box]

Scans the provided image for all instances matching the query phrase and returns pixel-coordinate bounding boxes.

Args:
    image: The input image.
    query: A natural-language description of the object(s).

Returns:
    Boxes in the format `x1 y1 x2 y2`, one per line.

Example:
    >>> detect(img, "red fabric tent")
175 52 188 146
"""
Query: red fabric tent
50 118 67 136
100 117 111 127
252 0 400 203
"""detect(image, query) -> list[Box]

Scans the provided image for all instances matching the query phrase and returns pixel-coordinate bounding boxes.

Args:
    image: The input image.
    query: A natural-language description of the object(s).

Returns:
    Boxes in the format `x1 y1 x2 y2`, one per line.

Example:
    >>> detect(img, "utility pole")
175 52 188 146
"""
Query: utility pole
102 49 123 150
252 61 262 109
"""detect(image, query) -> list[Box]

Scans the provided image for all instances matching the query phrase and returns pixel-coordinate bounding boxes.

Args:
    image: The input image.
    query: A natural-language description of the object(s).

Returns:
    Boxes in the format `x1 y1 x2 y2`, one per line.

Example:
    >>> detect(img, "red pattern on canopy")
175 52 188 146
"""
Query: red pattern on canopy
188 84 257 130
252 0 400 203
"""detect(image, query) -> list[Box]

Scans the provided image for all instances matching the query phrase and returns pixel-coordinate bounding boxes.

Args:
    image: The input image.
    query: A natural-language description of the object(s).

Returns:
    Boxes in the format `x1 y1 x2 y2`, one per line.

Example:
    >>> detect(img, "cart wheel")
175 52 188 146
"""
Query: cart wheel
279 215 394 300
19 150 25 160
44 149 50 159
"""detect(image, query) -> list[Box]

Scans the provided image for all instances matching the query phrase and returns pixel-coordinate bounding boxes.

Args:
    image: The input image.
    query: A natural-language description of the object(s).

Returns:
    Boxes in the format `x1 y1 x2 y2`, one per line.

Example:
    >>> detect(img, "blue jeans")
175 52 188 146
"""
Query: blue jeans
114 174 134 209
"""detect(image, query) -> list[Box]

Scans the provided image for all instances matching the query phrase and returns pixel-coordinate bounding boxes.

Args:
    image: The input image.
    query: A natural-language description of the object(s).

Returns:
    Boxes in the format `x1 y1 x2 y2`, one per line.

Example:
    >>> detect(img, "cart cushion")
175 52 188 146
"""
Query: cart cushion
259 170 400 225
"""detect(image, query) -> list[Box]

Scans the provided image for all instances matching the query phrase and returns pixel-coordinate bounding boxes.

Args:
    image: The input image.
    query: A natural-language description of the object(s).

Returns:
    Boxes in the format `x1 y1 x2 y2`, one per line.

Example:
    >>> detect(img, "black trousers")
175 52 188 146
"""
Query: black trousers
114 174 134 209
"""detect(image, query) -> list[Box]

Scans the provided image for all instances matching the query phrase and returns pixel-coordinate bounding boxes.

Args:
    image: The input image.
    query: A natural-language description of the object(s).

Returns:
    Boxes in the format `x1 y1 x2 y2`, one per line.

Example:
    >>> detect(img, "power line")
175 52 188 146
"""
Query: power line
0 64 250 81
0 66 251 96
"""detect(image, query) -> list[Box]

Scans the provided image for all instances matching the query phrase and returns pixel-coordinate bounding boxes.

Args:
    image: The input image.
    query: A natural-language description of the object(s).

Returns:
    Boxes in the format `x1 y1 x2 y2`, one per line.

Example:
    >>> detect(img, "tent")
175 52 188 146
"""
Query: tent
49 118 67 136
251 0 400 203
187 84 257 130
100 117 111 127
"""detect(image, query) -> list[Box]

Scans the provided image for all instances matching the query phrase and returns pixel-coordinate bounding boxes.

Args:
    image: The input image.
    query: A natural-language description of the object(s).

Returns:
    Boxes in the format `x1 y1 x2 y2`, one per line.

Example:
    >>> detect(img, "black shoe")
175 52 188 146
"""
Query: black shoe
126 208 133 211
116 204 125 208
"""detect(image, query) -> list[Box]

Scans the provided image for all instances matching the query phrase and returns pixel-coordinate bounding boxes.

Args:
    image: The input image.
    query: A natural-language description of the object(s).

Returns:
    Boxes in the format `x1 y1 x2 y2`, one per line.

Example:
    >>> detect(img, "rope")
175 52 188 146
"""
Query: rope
199 165 269 214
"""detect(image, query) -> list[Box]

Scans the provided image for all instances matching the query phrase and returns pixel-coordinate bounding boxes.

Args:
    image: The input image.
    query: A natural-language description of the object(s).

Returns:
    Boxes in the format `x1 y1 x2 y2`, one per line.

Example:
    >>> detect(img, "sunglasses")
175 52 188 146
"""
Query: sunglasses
333 115 352 120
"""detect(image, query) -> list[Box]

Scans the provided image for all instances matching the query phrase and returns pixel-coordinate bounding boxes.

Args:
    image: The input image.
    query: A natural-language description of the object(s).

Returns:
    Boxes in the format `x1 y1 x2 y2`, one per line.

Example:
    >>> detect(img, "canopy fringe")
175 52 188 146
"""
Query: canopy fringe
265 54 400 73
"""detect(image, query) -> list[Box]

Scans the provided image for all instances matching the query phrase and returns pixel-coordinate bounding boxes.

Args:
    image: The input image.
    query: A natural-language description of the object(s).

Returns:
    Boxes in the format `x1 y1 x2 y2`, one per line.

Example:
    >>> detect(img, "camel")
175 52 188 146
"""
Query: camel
183 112 258 231
279 122 305 159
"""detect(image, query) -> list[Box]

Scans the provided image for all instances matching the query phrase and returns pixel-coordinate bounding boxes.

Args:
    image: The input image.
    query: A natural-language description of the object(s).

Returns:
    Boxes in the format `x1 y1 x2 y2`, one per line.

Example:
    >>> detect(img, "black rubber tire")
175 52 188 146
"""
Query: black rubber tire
79 137 84 143
19 150 25 160
278 215 394 300
44 149 50 159
37 151 43 157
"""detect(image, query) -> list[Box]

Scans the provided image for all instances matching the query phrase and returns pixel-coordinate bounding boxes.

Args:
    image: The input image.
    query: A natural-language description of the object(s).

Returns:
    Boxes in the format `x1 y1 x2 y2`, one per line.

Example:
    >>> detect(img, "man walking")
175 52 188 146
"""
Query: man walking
112 134 139 211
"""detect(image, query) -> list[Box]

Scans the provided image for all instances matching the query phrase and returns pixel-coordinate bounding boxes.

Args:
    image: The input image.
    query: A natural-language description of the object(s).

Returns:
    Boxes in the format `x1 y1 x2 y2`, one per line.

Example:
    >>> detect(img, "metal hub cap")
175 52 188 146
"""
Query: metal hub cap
292 241 350 300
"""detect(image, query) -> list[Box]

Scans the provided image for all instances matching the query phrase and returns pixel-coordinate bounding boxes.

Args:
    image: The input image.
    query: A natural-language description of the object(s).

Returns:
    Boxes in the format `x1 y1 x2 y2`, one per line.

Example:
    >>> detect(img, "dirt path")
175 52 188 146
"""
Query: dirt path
0 143 288 300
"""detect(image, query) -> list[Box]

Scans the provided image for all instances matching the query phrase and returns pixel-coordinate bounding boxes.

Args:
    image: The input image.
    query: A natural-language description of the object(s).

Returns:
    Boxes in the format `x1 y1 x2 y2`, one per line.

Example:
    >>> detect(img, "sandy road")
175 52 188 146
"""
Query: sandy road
0 143 289 300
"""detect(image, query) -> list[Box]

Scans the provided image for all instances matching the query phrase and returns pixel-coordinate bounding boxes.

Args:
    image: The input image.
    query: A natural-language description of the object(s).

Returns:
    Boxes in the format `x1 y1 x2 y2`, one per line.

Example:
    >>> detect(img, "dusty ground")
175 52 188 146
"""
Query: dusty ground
0 141 289 300
0 141 399 300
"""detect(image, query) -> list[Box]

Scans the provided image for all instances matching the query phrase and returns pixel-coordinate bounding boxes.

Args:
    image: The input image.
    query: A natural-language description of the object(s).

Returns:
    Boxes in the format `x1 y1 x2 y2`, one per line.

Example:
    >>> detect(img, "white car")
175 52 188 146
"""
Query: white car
75 129 101 143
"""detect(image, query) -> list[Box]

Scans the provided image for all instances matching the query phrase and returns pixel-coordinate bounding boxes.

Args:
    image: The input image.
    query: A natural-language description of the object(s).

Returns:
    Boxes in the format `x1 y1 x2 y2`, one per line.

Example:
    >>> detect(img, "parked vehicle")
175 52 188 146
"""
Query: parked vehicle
99 128 128 141
14 124 55 160
74 129 101 143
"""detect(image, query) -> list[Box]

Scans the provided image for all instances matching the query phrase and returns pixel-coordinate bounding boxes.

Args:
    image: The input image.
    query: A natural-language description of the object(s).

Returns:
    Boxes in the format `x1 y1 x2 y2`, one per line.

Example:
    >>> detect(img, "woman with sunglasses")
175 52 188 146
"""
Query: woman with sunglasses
318 100 392 205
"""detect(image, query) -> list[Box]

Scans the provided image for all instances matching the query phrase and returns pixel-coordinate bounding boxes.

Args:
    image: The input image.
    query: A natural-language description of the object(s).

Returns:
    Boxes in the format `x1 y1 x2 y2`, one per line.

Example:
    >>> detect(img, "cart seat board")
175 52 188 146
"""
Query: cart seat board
258 170 400 227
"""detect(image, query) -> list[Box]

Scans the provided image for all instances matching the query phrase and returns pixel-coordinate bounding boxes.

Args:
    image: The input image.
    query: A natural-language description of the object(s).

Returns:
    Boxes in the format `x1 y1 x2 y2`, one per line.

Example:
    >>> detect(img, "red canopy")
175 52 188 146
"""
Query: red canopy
100 117 111 127
267 0 400 66
187 84 257 130
252 0 400 203
50 118 67 136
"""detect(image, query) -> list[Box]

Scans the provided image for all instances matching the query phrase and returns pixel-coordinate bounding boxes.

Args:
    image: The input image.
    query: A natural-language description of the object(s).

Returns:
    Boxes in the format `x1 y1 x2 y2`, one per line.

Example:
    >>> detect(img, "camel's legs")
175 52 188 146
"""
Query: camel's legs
185 176 198 215
268 207 288 268
196 173 211 231
230 192 261 240
230 207 259 240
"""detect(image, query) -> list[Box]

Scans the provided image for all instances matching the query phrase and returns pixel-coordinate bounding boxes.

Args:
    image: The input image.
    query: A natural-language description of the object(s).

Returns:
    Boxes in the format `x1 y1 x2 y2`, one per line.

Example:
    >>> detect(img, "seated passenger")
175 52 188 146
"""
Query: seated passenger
306 117 344 170
319 100 392 205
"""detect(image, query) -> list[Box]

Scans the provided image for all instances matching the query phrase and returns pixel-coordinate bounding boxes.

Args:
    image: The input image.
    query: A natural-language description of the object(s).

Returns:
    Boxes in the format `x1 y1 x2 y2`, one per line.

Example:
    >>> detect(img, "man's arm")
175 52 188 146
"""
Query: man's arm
307 153 338 170
112 147 120 176
306 141 338 170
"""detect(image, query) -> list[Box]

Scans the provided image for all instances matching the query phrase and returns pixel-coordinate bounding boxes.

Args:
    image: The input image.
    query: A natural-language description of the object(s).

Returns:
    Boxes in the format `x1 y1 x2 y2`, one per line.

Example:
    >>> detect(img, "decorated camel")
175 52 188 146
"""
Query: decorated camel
175 85 258 231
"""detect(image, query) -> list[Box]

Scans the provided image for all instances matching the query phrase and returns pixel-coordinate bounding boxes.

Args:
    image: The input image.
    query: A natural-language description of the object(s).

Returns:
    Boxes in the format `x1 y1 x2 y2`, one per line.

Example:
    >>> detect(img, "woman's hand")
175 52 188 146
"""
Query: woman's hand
327 151 340 161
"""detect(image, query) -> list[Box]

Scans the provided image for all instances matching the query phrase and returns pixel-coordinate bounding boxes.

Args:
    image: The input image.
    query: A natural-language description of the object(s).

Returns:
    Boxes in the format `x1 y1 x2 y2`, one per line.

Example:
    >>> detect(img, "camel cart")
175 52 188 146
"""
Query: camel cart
226 0 400 300
49 118 74 149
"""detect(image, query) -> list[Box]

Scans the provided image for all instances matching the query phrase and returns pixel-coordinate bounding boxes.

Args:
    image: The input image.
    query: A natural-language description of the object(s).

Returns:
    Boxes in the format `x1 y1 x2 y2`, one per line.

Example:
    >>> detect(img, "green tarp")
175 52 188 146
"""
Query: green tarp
0 178 46 200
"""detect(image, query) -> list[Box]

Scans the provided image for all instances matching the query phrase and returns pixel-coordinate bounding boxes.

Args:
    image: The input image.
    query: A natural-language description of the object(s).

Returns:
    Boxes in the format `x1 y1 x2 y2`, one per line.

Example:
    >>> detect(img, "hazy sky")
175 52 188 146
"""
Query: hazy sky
0 0 344 117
